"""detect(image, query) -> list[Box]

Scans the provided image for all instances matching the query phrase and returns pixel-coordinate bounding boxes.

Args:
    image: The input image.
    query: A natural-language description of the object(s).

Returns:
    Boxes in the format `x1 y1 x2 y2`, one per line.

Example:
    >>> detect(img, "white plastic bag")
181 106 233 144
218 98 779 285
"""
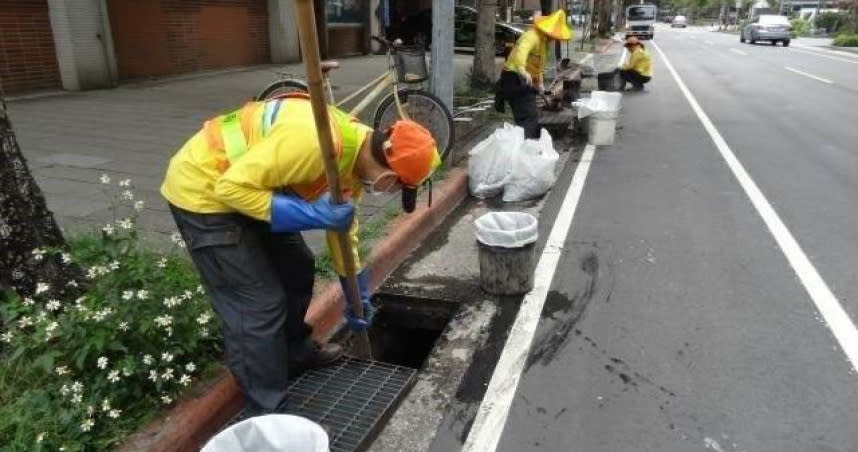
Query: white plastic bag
474 211 538 248
502 129 559 202
573 91 622 119
202 415 329 452
468 123 522 199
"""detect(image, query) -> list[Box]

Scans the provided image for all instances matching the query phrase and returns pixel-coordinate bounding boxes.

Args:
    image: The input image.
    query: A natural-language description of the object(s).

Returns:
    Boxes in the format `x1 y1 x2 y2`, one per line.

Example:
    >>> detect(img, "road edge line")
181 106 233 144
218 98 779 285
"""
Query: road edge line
461 143 597 452
784 66 834 84
652 40 858 372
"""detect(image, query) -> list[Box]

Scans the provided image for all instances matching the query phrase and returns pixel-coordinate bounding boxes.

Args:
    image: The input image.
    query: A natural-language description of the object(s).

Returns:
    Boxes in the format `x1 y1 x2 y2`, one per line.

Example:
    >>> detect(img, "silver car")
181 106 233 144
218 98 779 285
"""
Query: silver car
741 15 792 46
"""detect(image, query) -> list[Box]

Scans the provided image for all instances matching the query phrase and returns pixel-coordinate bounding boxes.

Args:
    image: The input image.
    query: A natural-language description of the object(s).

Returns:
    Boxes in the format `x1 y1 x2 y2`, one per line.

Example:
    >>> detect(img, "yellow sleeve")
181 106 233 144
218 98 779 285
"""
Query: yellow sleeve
213 127 325 221
507 31 538 74
325 182 363 275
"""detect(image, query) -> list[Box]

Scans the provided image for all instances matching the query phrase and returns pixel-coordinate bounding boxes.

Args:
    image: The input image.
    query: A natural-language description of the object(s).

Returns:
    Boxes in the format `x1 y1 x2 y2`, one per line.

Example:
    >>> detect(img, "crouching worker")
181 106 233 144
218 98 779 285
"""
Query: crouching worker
161 94 440 418
495 9 573 139
619 37 653 92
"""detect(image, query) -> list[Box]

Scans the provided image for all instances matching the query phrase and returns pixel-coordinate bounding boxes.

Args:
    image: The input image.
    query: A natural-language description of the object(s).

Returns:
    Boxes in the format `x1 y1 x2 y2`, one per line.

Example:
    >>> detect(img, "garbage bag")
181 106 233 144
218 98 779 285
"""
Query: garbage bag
468 123 521 199
573 91 622 119
474 211 538 248
502 128 559 202
201 414 329 452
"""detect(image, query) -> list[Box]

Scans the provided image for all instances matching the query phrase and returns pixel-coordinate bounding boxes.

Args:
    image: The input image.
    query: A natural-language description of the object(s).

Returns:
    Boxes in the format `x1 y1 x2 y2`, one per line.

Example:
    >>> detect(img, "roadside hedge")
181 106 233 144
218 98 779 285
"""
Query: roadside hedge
833 33 858 46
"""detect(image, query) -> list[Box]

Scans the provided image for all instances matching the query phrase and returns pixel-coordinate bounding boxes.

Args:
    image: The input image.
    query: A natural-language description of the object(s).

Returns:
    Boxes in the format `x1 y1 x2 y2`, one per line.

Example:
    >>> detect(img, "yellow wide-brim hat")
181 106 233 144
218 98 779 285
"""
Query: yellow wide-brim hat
535 10 572 40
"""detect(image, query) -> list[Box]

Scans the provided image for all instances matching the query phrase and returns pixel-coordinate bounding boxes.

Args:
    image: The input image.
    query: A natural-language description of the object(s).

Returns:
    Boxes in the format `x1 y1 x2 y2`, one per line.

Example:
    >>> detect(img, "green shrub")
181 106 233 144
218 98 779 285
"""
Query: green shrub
833 33 858 47
815 11 850 34
0 176 220 451
790 17 811 37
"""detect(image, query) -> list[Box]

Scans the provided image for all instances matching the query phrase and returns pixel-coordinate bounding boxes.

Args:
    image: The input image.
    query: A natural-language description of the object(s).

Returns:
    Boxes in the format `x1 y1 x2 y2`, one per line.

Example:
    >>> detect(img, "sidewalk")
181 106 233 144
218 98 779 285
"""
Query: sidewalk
7 55 425 251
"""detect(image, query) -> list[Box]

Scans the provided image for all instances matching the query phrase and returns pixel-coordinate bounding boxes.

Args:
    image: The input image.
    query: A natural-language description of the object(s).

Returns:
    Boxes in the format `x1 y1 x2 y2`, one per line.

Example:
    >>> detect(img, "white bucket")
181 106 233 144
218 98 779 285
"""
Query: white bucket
588 112 618 146
202 414 329 452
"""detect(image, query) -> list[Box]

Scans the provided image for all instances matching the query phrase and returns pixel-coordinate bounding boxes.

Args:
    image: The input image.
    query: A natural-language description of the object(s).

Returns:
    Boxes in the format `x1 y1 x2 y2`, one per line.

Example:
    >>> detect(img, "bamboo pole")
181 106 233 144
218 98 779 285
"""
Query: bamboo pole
293 0 373 360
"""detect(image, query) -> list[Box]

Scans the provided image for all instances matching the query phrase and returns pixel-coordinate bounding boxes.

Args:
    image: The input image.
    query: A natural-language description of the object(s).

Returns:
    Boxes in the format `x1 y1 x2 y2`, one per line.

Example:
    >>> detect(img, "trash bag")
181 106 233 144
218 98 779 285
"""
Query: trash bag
474 211 539 248
468 123 522 199
503 129 559 202
201 414 329 452
468 123 559 202
573 91 622 119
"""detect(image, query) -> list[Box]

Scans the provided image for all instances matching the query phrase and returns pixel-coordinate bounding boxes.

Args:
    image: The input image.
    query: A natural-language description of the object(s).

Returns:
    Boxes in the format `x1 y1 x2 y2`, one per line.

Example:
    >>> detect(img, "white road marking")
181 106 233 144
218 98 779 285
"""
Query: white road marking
789 47 858 64
793 44 858 60
784 66 834 84
730 48 749 56
653 40 858 374
461 143 597 452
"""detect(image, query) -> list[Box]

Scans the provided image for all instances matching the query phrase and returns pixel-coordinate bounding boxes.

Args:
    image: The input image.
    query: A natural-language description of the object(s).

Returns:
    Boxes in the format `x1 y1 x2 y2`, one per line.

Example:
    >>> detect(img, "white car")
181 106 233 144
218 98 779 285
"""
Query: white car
671 15 687 28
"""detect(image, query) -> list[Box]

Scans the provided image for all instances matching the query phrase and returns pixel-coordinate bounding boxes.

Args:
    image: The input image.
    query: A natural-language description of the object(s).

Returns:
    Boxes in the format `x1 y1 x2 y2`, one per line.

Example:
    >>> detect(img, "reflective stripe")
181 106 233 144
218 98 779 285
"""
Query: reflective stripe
221 110 248 163
331 108 360 174
262 99 283 137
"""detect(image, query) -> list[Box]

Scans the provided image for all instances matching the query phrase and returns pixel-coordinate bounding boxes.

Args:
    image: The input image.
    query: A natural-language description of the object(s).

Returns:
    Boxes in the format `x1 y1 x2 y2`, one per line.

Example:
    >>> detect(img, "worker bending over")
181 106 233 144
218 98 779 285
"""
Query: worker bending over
495 10 572 139
619 36 653 92
161 94 439 418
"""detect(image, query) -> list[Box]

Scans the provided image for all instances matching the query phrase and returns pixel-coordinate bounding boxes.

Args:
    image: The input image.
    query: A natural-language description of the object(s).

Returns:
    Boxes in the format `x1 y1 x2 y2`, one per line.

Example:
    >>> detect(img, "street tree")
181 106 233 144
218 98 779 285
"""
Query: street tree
0 93 82 302
472 0 499 88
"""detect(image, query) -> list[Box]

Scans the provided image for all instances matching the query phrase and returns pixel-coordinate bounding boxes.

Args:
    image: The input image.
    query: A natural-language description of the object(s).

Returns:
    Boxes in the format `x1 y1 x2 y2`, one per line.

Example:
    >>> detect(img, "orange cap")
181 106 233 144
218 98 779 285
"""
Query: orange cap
386 120 441 187
625 36 641 47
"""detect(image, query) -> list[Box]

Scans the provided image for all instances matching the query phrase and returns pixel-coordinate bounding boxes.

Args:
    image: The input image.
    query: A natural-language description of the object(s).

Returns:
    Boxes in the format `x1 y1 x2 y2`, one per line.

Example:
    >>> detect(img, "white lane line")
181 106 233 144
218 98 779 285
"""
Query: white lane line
652 40 858 373
784 66 834 84
730 48 749 56
461 143 597 452
793 44 858 60
789 47 858 64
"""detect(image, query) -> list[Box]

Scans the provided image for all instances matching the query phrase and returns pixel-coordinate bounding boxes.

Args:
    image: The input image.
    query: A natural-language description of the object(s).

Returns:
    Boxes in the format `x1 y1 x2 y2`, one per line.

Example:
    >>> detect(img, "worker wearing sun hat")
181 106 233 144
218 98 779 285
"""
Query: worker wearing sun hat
496 9 573 138
618 36 653 92
160 94 439 418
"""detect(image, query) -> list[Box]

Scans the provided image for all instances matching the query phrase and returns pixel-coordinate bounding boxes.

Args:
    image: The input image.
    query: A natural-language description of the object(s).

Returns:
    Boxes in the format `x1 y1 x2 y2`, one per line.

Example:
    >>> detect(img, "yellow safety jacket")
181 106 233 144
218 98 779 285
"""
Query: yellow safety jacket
161 96 372 275
503 28 551 85
622 47 653 78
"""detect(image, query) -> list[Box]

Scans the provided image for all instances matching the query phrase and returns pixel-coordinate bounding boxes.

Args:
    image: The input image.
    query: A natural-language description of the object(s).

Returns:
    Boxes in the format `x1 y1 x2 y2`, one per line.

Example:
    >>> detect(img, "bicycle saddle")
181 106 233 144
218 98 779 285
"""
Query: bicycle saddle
320 61 340 73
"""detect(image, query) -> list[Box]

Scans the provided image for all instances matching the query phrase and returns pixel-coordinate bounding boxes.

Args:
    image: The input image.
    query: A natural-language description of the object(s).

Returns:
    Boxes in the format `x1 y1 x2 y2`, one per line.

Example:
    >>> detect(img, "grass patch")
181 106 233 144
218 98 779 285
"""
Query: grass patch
834 34 858 47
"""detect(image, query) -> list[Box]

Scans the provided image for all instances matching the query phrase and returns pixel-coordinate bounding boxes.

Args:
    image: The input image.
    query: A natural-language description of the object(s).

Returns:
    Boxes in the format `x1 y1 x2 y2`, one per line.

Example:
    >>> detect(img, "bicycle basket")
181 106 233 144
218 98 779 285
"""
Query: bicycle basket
394 46 429 83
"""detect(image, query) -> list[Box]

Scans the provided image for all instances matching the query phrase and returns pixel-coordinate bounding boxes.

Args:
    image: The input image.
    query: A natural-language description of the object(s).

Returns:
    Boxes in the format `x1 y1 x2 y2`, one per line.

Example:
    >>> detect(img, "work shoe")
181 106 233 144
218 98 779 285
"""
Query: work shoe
289 341 344 378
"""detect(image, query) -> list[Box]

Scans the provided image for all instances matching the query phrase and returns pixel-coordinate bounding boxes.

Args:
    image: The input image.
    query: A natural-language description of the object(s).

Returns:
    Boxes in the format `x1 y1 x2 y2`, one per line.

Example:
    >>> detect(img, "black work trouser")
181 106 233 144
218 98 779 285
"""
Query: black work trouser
496 70 540 139
169 205 315 414
619 69 651 90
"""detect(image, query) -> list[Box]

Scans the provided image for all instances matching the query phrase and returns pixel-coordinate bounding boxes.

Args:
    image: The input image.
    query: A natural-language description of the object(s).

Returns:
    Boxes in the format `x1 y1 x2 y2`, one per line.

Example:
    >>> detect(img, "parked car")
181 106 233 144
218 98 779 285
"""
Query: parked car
671 15 687 28
399 6 524 56
741 15 792 46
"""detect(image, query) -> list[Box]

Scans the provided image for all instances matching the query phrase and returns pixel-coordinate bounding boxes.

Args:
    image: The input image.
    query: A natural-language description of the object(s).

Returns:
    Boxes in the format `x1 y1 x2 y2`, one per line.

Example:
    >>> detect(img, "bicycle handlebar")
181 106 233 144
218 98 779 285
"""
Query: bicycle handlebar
371 35 404 49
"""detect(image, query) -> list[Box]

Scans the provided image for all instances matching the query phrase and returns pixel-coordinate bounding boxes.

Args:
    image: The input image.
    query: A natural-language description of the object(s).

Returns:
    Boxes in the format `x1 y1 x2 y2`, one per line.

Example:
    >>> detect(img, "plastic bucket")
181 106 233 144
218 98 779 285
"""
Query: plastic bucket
201 414 329 452
588 111 618 146
474 212 538 295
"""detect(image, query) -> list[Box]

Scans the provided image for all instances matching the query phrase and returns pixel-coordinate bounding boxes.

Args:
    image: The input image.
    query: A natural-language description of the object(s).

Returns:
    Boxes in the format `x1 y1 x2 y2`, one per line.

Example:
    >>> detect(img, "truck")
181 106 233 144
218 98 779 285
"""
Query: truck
625 4 657 40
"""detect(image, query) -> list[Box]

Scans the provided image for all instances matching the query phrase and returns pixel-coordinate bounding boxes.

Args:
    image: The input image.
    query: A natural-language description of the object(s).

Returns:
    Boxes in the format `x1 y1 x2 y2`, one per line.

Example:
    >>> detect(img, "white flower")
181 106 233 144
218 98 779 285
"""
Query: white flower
102 223 115 235
45 321 58 333
97 356 109 370
86 267 99 279
101 398 111 412
60 384 71 396
1 331 13 343
142 354 154 365
163 296 181 308
200 327 210 338
108 409 121 419
67 279 78 288
71 394 83 404
22 297 35 306
108 260 120 271
185 362 196 373
61 253 72 264
118 321 129 332
55 365 69 376
107 370 121 383
182 290 193 300
45 299 61 312
36 432 46 443
165 326 174 337
80 418 95 432
170 232 186 248
71 381 83 393
32 248 45 261
156 258 168 269
179 374 192 387
134 200 145 211
91 308 112 322
86 405 95 416
196 285 205 294
122 290 135 301
18 316 33 328
148 370 159 382
161 368 174 381
161 352 174 363
120 190 134 201
100 174 111 184
136 290 149 300
196 313 212 325
117 218 133 230
122 367 133 377
35 282 50 295
161 395 173 405
37 311 48 322
154 315 173 329
118 178 131 187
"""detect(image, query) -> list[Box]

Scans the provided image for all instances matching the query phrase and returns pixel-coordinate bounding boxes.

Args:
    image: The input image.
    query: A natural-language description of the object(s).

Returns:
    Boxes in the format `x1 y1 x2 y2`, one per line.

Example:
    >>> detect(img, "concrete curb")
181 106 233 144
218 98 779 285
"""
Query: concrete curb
128 168 469 452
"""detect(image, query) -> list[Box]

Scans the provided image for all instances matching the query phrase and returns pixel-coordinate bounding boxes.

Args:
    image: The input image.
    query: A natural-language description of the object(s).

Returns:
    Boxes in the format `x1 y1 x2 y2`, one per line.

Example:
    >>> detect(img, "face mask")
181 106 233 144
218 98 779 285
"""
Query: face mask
361 171 401 196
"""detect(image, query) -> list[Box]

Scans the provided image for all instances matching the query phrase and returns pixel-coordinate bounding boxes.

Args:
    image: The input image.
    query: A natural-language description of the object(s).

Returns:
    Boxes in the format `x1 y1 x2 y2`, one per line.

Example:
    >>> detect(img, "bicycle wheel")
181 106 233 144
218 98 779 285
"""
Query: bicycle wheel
373 89 455 163
257 79 308 101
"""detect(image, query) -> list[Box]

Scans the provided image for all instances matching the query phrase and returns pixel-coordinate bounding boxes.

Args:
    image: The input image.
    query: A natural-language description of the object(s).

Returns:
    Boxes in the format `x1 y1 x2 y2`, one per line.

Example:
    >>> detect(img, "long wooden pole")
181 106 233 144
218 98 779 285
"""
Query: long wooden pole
293 0 373 360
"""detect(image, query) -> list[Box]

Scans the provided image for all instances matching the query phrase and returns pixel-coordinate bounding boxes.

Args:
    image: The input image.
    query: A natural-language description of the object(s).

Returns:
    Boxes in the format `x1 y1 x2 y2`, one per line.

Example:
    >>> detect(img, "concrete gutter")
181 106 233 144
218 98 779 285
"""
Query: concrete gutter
117 168 469 452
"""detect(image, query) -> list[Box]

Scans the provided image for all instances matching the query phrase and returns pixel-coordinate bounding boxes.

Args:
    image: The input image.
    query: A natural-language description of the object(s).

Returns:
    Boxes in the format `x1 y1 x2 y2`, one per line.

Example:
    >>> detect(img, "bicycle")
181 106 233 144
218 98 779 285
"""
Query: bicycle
257 36 455 162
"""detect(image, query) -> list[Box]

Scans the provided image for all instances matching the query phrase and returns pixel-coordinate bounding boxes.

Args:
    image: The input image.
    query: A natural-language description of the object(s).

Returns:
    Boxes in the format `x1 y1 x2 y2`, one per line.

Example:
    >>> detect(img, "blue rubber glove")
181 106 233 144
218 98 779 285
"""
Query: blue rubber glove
270 193 354 233
340 269 374 332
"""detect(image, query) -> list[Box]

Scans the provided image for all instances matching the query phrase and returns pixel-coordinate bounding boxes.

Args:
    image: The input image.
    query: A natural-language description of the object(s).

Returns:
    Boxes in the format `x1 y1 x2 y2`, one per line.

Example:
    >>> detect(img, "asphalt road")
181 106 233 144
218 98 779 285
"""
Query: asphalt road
470 26 858 451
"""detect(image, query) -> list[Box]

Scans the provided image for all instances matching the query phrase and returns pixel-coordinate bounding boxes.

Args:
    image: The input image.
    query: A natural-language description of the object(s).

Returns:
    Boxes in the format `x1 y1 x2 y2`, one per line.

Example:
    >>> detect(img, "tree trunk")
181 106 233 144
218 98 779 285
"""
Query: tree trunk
473 0 499 88
0 93 82 301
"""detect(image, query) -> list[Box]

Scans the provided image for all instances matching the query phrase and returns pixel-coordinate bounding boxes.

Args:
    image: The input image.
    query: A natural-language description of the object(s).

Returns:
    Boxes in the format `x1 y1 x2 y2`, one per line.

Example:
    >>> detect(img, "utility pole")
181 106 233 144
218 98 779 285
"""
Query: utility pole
431 0 454 109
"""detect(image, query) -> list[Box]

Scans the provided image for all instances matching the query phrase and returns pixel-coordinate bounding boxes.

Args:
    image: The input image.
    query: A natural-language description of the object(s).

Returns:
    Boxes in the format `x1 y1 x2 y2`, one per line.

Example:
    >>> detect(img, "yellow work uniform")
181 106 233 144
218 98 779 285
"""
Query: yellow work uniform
622 47 653 78
161 97 371 275
503 28 551 86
